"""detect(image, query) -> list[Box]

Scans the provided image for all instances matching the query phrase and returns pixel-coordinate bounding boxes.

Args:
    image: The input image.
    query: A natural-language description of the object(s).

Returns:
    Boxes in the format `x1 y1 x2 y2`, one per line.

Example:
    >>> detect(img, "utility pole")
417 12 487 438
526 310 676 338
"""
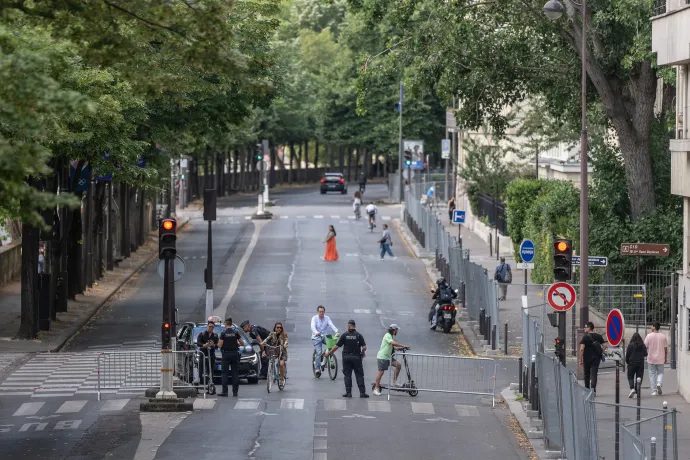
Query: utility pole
158 218 177 399
398 80 404 203
203 190 216 319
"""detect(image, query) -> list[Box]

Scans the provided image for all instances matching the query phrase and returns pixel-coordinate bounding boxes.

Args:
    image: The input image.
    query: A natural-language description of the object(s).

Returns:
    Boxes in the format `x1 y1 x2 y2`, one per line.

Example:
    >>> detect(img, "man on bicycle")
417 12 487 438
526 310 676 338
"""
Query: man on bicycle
311 305 338 377
373 324 409 396
240 320 271 379
263 322 288 386
365 202 377 228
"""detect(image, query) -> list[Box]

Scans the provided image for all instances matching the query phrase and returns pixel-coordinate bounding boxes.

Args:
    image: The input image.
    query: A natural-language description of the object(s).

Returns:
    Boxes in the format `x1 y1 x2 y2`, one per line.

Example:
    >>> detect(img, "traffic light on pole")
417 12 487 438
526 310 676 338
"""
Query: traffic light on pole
404 150 412 166
159 219 177 260
554 337 565 364
553 238 573 281
162 321 171 348
255 144 263 161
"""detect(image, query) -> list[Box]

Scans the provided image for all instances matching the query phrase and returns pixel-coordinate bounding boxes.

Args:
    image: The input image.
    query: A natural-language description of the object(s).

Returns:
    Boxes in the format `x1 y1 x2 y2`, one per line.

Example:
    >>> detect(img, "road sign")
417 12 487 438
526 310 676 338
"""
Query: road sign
452 210 466 224
620 243 670 257
606 309 625 347
516 263 535 270
572 256 608 267
180 159 188 168
157 255 186 282
519 239 535 263
546 282 577 312
604 347 623 361
441 139 451 160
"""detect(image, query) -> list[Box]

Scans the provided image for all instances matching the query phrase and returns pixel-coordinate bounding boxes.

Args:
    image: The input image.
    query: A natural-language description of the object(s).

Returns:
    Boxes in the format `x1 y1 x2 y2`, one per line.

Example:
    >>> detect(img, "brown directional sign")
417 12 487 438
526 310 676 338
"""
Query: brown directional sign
620 243 670 257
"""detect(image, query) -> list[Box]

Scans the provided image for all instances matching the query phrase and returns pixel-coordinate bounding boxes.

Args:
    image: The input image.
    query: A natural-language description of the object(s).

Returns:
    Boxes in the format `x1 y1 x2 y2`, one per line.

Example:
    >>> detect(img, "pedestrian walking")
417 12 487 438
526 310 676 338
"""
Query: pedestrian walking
373 324 409 396
324 319 369 398
579 322 607 394
626 332 647 398
378 224 395 260
217 317 244 397
644 322 668 396
323 225 339 261
447 196 456 223
494 257 512 300
196 320 219 386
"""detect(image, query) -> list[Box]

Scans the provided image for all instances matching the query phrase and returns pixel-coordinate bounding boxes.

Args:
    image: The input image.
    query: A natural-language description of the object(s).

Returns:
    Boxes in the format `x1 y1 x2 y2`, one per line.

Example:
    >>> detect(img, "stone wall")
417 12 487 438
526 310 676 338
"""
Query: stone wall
0 239 21 286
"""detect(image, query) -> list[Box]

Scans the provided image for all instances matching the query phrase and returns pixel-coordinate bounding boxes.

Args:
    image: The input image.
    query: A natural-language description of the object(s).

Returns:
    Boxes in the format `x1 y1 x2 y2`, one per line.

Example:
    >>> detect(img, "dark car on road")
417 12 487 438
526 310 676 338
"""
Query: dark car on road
320 172 347 194
176 322 262 385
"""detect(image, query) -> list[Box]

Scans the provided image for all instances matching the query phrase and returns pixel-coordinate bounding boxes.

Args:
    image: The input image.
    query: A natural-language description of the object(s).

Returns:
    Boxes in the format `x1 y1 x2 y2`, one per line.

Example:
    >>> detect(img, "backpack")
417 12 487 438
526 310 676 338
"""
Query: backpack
504 265 512 283
439 286 454 303
588 334 603 358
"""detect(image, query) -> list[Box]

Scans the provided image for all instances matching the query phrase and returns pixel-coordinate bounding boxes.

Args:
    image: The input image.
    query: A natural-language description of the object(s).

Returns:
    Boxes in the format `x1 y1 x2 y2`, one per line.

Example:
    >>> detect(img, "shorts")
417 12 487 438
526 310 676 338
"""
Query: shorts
377 358 397 371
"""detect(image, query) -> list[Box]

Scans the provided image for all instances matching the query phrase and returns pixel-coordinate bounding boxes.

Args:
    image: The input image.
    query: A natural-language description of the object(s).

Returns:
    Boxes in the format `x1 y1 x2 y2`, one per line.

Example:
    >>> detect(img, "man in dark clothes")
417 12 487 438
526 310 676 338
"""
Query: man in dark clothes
324 319 369 398
579 322 607 394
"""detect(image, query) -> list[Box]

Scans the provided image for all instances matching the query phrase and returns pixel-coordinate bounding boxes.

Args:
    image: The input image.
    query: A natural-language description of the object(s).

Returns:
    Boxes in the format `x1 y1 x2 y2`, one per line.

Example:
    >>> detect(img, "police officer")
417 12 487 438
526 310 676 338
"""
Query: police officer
240 320 271 379
196 320 219 385
324 319 369 398
217 317 244 397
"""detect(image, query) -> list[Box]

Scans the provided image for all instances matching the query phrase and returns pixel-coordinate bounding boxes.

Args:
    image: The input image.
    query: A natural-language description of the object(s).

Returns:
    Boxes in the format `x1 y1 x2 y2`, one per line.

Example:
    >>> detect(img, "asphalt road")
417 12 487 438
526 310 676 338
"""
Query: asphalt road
0 183 529 460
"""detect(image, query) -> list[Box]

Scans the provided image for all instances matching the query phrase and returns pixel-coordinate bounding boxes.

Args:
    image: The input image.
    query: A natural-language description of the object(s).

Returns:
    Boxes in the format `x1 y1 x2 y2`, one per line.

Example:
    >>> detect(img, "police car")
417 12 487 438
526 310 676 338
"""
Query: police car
176 317 262 384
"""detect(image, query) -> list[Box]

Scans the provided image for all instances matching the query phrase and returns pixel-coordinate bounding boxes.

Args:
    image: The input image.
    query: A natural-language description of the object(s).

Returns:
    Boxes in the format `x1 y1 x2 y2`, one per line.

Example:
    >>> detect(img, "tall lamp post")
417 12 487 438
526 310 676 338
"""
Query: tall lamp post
543 0 589 327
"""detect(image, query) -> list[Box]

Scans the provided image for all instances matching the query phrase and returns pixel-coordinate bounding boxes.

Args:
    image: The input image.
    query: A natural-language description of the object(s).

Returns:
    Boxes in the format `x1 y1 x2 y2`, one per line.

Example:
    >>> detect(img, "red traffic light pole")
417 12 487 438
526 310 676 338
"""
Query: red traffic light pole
157 219 177 399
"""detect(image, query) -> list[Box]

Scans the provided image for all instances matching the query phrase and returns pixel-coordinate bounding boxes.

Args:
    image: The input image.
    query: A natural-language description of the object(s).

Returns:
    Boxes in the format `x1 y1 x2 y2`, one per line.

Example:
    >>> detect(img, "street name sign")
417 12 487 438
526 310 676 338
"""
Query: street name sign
620 243 670 257
519 239 535 263
546 282 577 312
606 309 625 347
452 210 466 224
516 263 535 270
441 139 451 159
572 256 608 267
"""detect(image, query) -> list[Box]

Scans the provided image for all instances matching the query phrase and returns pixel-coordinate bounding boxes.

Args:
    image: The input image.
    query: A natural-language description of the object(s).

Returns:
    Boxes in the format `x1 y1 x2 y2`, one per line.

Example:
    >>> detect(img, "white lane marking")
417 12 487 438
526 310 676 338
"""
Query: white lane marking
101 399 130 412
342 413 375 419
215 220 268 318
193 399 217 410
13 402 44 416
280 398 304 410
314 453 327 460
455 404 480 416
56 400 87 414
297 216 306 219
324 399 346 411
314 426 328 437
55 420 82 430
411 402 435 414
235 400 261 410
353 309 371 314
30 393 76 398
347 216 355 219
382 216 391 221
314 438 327 450
367 401 391 412
330 215 340 219
133 413 188 460
279 215 288 219
314 215 324 219
244 216 251 220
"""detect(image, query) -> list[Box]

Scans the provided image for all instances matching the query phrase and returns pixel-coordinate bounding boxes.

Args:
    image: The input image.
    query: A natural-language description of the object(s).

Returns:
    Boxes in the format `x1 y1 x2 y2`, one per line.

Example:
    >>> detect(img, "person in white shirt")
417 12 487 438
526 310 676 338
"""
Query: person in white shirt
365 203 377 228
311 305 338 377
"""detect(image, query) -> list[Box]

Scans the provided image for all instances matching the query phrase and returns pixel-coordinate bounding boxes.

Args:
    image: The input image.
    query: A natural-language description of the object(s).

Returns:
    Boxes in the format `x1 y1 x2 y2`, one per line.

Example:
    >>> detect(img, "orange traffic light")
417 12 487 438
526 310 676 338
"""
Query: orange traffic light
555 241 568 252
163 322 169 328
159 219 177 260
162 220 174 231
553 238 573 281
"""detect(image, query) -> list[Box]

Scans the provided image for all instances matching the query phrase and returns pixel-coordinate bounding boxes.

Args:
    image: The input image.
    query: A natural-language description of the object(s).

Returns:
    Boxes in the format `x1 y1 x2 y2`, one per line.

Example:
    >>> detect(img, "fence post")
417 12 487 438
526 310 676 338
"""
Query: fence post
518 357 523 394
662 401 668 460
651 437 657 460
504 323 508 355
636 377 642 436
480 309 486 337
492 324 497 350
530 355 536 409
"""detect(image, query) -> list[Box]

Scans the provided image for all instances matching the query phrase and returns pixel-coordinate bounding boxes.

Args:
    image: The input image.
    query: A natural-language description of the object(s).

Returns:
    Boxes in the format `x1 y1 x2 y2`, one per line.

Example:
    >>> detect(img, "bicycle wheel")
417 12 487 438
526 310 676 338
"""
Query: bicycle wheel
327 355 338 380
266 359 273 393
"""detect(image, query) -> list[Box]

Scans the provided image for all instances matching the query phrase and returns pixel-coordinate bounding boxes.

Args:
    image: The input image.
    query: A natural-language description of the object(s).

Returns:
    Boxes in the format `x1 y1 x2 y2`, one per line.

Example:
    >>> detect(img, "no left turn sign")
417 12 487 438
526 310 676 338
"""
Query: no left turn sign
547 282 577 312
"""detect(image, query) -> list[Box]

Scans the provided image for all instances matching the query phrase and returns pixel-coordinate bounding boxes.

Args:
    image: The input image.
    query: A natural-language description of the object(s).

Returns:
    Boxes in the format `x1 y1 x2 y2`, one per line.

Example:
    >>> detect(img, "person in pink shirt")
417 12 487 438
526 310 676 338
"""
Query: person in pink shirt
644 322 668 396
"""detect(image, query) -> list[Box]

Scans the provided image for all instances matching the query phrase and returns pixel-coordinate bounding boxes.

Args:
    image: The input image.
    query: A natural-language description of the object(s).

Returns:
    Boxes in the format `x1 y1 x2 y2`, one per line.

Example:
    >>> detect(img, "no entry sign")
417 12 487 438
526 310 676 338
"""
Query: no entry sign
606 309 625 347
547 282 577 312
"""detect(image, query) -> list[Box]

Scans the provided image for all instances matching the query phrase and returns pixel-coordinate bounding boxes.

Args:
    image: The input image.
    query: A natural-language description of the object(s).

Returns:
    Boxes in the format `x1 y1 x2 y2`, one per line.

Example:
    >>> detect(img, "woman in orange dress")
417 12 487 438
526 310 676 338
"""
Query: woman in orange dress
323 225 339 261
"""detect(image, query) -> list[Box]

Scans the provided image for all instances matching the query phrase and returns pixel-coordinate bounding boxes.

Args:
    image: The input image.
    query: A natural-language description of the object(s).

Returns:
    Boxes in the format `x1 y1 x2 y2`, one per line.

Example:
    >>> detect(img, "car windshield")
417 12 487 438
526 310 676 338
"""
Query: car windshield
324 174 342 182
191 325 252 348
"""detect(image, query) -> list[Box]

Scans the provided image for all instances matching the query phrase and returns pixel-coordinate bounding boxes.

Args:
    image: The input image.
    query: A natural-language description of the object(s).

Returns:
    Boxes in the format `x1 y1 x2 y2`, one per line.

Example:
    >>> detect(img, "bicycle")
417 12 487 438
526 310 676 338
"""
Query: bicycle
312 334 338 380
368 213 375 233
264 344 286 393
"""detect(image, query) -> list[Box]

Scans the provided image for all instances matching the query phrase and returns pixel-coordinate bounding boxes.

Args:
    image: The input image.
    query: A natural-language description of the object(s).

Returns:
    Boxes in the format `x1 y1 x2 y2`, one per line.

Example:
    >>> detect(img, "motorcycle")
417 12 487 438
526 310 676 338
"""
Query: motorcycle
428 288 460 333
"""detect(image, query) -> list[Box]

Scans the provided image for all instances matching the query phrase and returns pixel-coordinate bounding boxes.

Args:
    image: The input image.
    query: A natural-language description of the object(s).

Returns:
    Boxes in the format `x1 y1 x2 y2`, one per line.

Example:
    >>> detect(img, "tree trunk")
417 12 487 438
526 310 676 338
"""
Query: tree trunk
233 149 239 190
304 141 309 181
68 198 83 299
288 142 295 184
354 147 361 179
314 141 320 171
346 146 353 181
18 212 39 339
338 145 344 172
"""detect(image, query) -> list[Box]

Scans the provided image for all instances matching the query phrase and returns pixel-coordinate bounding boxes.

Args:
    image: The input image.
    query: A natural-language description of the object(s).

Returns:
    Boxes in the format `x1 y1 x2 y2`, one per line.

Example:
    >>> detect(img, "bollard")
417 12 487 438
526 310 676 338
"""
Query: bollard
504 323 509 355
523 365 529 399
636 377 642 436
650 437 657 460
491 324 497 350
479 309 486 337
530 355 537 409
662 401 668 460
518 357 523 394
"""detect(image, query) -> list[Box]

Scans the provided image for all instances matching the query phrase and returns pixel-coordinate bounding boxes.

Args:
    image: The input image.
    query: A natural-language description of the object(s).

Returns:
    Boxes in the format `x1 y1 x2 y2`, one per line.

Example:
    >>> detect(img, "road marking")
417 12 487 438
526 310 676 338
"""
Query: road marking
314 215 324 219
297 216 306 219
314 454 327 460
324 399 346 411
382 216 391 221
314 426 327 437
330 215 340 219
19 422 47 432
215 220 268 318
133 413 188 460
101 399 130 412
13 402 44 416
280 398 304 410
367 401 390 412
56 400 87 414
244 216 251 220
411 402 435 414
235 400 261 410
353 309 371 314
314 438 327 450
280 215 288 219
347 216 355 220
55 420 82 430
342 413 375 419
193 399 217 410
455 404 480 417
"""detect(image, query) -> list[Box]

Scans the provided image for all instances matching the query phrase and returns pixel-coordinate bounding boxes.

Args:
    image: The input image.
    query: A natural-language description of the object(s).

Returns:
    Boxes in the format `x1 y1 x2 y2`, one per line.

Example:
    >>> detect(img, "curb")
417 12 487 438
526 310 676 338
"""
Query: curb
55 217 191 352
501 386 553 460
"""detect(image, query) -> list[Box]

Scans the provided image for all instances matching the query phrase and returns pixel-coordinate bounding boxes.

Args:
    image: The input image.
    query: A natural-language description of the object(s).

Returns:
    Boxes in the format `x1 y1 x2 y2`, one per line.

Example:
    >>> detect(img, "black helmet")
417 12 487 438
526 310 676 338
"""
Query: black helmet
436 277 446 285
239 320 250 328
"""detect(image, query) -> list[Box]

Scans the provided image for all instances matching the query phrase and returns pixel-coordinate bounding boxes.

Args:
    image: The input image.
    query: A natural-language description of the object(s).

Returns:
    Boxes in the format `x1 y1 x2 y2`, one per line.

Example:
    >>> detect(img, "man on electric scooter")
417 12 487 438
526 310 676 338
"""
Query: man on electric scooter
373 324 409 396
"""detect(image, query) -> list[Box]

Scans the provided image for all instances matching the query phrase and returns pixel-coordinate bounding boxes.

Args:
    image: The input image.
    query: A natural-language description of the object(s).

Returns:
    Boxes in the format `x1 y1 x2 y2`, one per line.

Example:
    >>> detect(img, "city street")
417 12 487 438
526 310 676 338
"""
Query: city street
0 184 529 460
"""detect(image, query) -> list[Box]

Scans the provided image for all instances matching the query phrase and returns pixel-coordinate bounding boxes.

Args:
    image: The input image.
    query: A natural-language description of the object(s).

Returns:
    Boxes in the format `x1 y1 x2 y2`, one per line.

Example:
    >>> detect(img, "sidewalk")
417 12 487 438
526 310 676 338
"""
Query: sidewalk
0 218 190 364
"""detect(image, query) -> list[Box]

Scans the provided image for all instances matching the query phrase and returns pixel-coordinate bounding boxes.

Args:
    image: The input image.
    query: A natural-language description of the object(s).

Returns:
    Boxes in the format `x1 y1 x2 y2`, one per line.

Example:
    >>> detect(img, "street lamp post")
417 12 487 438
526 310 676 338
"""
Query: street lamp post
543 0 589 327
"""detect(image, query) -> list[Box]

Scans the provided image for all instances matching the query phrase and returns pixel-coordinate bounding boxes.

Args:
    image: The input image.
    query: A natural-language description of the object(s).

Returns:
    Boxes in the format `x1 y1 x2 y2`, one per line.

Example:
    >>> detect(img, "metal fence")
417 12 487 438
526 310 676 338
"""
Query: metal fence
97 350 211 400
609 269 677 326
386 351 497 405
475 192 509 236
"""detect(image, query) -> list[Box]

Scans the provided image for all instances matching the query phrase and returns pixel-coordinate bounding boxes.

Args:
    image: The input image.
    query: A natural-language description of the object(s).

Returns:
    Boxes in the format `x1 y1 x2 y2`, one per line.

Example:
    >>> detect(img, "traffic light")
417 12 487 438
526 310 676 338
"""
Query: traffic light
553 238 573 281
254 143 263 161
554 337 565 364
159 218 177 260
404 150 412 166
162 321 171 348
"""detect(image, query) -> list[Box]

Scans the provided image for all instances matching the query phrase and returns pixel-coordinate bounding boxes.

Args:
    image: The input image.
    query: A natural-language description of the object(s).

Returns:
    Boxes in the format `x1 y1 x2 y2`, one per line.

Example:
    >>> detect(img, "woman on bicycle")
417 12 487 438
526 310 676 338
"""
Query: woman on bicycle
263 322 288 385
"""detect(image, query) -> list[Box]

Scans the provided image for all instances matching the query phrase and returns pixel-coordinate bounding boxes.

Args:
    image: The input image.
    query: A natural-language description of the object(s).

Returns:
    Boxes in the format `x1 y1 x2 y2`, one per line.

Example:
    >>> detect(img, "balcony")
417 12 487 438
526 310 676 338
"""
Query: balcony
651 1 690 66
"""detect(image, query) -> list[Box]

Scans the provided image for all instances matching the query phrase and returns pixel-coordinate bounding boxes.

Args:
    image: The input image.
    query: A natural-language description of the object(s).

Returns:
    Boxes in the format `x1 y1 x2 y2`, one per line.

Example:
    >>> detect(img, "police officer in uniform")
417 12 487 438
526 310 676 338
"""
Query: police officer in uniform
217 318 244 397
240 320 271 379
196 320 219 385
324 320 369 398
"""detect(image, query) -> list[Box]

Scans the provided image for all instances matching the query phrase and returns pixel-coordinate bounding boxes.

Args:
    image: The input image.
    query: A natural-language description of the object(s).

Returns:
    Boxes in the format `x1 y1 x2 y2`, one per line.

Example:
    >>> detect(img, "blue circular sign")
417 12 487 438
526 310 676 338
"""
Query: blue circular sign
606 309 625 347
520 239 535 263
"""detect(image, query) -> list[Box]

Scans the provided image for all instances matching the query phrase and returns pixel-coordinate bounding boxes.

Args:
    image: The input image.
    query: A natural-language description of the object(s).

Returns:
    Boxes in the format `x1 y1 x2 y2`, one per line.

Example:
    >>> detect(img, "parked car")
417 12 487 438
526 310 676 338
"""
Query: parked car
176 322 262 385
320 172 347 194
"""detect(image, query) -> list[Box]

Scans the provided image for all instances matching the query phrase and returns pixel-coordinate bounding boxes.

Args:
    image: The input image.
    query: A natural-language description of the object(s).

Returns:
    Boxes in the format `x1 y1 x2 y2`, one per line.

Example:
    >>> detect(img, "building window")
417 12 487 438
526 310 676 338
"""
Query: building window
652 0 666 15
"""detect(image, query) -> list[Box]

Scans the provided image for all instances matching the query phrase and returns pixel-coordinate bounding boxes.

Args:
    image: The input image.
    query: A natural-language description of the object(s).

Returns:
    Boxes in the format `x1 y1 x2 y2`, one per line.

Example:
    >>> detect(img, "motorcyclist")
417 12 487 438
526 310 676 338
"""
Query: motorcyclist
365 202 377 228
358 172 367 193
429 277 458 330
240 320 271 379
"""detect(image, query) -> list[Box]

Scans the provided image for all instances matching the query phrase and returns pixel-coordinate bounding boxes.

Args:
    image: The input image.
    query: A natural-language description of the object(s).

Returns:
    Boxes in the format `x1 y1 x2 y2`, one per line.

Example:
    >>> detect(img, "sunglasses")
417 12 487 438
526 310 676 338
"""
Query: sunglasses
275 327 283 330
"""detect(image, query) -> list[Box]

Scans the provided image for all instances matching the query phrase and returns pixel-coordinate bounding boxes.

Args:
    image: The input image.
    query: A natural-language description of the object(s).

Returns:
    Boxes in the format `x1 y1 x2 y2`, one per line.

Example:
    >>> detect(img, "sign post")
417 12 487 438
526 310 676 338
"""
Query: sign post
605 308 625 460
519 240 535 296
453 210 465 243
547 282 577 365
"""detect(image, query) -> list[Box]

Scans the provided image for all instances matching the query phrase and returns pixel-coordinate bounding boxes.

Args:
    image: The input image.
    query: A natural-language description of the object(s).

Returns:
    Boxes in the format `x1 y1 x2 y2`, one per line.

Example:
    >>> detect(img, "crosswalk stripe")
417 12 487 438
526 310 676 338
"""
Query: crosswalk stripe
31 393 75 398
101 399 130 412
280 398 304 410
353 309 371 314
382 216 391 221
235 400 261 410
411 402 435 414
330 215 340 219
279 215 288 219
455 404 480 416
324 399 346 411
13 402 44 416
56 400 87 414
367 401 391 412
314 215 324 219
193 399 217 410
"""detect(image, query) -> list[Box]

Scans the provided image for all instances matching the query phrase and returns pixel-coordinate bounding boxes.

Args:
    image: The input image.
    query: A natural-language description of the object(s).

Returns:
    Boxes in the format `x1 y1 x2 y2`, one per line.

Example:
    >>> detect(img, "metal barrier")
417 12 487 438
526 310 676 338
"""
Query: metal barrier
97 350 212 400
386 351 497 406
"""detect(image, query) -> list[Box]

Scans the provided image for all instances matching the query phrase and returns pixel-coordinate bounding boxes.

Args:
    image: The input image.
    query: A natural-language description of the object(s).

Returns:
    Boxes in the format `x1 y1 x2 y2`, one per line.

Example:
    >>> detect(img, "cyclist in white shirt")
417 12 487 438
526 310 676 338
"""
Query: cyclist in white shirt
365 203 377 228
311 305 338 377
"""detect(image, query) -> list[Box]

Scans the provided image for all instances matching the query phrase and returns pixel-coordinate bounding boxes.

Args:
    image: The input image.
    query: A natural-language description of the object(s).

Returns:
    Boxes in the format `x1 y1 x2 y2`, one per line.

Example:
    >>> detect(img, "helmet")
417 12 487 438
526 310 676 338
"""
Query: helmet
436 277 446 285
389 324 399 331
348 319 356 326
239 320 250 328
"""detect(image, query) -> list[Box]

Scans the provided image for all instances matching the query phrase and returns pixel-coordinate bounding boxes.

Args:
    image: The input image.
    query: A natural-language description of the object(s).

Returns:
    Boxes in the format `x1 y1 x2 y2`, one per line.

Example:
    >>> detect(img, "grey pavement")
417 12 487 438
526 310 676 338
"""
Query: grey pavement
0 184 531 460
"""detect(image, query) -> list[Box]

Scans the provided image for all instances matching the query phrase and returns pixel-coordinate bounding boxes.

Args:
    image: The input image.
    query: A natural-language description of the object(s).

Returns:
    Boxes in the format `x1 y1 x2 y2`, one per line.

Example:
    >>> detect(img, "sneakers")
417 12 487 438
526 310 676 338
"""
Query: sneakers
628 389 636 398
342 393 352 398
315 370 321 377
392 382 401 388
651 390 658 396
429 325 436 330
360 393 370 398
373 388 382 396
657 384 663 395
